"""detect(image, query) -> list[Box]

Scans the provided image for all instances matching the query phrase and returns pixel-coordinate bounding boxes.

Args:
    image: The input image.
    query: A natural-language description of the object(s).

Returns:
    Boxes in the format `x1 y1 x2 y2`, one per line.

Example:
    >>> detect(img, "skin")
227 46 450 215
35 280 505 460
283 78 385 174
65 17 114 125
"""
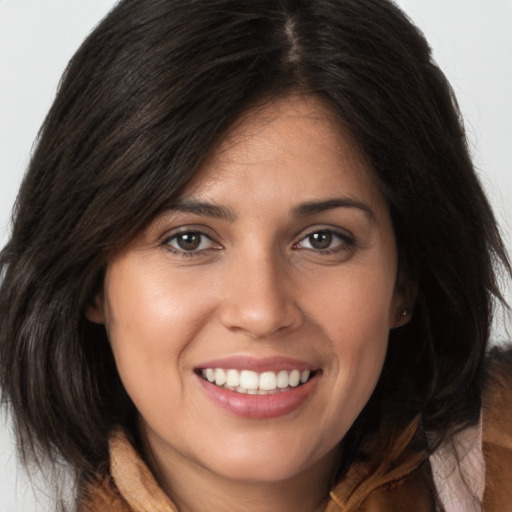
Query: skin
89 95 409 512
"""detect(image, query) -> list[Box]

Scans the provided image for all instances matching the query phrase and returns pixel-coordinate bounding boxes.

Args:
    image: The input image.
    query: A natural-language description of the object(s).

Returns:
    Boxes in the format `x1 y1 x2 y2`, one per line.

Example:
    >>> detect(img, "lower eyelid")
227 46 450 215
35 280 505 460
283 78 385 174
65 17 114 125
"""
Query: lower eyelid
296 230 355 249
163 231 218 252
161 227 355 254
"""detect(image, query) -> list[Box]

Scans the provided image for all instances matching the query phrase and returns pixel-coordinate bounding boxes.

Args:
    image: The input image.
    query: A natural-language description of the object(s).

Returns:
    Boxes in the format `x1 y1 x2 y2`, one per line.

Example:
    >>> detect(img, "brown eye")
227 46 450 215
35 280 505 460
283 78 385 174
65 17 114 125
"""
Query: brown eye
296 229 354 253
308 231 332 250
166 231 215 253
176 233 201 251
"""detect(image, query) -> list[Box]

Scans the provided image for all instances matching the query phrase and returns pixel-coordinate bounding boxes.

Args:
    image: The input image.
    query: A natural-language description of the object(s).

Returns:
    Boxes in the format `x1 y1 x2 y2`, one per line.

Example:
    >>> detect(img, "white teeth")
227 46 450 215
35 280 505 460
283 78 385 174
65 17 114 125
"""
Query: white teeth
214 368 226 386
259 371 277 391
289 369 301 387
226 369 240 387
239 370 259 390
277 370 289 388
201 368 313 394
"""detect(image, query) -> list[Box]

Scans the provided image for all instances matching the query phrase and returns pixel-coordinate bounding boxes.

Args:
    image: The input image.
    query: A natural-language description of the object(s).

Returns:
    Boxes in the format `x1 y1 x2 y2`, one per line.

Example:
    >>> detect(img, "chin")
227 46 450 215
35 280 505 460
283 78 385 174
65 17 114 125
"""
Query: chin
209 459 308 483
197 438 335 484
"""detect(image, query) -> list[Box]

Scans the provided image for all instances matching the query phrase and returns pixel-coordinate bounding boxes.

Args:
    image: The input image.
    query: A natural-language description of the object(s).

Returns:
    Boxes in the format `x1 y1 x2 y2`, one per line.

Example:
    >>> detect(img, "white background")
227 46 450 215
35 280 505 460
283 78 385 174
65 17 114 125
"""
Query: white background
1 1 511 510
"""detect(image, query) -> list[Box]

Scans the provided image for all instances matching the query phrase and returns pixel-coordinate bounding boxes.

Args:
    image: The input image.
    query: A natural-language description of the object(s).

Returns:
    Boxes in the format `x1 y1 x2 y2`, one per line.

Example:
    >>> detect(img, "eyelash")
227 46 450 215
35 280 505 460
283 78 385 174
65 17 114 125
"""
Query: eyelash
161 228 355 257
293 228 355 254
162 230 220 257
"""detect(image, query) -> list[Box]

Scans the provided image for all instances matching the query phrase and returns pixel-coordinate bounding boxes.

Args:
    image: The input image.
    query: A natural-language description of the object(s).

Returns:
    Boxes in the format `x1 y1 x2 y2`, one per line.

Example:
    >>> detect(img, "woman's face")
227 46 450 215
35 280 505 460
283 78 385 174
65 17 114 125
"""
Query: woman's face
90 96 406 485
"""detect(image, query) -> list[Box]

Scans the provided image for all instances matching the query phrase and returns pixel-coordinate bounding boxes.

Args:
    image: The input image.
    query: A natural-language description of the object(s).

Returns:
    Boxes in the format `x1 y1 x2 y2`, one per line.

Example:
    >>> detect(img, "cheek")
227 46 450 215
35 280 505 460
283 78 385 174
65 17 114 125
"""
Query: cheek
105 258 215 345
306 263 395 420
102 261 216 408
308 261 397 343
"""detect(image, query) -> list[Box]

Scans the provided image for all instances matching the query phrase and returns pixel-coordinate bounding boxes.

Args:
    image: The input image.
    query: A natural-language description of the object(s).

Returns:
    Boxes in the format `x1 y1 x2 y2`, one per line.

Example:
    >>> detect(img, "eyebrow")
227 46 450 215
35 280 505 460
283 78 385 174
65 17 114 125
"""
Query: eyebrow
292 198 375 221
165 197 374 222
166 199 237 221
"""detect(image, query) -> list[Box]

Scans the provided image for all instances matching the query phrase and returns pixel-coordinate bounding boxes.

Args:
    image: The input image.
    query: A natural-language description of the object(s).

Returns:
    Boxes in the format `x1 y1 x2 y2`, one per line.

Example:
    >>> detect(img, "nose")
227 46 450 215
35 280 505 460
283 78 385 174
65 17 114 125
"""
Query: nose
219 253 303 339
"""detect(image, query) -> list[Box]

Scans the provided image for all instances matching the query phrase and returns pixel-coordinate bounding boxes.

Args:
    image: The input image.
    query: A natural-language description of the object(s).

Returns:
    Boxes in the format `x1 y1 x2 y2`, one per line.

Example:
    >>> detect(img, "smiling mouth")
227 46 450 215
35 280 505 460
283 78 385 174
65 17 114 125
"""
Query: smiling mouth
197 368 315 395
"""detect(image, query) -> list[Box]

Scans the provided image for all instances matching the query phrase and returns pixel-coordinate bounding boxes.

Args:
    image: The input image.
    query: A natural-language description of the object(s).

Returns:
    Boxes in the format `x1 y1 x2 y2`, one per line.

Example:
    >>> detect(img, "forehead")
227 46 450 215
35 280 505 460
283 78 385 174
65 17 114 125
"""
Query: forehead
181 95 384 212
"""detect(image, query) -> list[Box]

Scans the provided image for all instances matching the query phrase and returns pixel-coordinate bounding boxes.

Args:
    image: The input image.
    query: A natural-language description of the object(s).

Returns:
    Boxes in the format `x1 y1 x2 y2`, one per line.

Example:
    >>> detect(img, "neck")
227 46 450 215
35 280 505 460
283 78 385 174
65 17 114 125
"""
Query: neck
166 474 331 512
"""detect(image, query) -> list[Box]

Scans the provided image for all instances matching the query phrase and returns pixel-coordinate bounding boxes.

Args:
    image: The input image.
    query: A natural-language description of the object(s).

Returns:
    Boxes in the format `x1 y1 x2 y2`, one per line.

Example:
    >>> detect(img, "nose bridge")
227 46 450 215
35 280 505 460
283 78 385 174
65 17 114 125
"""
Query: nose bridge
220 245 302 338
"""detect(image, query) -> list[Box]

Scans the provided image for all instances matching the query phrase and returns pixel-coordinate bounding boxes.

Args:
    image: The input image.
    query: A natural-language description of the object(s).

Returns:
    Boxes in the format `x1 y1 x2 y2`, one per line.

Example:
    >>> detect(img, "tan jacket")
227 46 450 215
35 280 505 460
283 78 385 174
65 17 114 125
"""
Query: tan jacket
79 351 512 511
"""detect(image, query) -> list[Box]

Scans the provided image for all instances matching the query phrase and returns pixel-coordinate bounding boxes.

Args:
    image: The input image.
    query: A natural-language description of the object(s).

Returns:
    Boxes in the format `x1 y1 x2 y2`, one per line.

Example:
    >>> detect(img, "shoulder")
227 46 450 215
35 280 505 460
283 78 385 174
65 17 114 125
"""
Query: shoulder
482 345 512 511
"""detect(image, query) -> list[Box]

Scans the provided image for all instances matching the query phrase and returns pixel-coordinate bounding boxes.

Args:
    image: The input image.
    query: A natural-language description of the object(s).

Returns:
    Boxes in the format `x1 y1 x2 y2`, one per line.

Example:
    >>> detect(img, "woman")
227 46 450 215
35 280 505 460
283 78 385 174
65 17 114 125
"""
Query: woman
1 0 510 510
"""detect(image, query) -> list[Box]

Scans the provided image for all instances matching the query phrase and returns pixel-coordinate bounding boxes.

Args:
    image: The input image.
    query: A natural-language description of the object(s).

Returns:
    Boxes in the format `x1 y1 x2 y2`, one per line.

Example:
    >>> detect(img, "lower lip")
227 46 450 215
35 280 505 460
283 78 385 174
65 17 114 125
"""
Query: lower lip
196 373 320 419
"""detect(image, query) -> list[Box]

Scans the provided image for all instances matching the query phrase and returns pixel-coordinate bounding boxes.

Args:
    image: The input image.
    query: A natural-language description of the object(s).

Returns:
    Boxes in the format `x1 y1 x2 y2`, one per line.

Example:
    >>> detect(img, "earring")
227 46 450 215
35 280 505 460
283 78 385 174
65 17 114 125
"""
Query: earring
401 309 408 318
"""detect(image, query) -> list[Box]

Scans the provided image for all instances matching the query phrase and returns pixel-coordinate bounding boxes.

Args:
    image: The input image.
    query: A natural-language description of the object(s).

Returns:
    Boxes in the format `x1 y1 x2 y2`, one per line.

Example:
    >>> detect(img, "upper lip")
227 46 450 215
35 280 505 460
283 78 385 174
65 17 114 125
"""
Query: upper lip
196 355 317 373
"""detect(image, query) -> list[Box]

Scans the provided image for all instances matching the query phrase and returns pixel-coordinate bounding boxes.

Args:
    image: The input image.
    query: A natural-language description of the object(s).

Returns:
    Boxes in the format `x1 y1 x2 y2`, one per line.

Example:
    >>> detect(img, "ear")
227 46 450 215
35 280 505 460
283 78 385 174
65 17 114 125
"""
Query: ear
86 289 106 324
391 304 412 329
390 275 417 329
